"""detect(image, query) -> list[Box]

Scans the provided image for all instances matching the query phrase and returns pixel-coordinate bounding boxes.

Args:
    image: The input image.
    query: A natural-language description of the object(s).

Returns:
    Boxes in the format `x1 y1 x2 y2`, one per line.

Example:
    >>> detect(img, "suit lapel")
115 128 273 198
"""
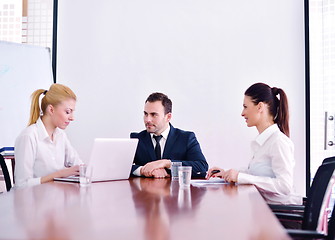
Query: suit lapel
144 132 156 161
163 124 177 159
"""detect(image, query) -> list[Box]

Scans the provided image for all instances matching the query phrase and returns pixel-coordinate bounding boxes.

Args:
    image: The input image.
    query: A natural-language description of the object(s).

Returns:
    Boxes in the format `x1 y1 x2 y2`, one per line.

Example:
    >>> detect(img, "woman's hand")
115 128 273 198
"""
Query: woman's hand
222 169 239 183
41 165 80 184
57 165 80 178
206 167 225 179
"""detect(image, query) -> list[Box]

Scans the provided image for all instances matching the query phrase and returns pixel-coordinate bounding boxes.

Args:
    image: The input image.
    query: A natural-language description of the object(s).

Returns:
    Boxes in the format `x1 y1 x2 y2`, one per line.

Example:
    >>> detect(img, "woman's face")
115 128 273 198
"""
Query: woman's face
50 98 76 130
241 95 261 127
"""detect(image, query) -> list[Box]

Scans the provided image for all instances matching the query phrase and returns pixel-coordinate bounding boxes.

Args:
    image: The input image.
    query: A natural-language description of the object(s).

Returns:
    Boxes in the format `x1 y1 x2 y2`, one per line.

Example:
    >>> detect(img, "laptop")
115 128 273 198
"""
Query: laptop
54 138 138 183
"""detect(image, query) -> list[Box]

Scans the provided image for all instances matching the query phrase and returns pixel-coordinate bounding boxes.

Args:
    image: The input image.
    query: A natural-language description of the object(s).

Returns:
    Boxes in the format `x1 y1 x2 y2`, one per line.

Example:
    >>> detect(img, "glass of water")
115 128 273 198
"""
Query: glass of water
171 162 182 181
178 166 192 188
79 164 92 187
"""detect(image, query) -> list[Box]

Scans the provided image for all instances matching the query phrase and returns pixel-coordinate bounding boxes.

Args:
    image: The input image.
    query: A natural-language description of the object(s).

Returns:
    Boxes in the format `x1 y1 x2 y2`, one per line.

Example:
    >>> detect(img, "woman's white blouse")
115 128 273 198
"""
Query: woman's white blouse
14 118 82 187
238 124 301 205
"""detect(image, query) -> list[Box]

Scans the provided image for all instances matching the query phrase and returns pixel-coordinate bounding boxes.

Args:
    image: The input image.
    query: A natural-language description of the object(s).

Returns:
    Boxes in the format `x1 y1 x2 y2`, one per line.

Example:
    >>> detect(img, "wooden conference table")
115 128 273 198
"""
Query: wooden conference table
0 178 290 240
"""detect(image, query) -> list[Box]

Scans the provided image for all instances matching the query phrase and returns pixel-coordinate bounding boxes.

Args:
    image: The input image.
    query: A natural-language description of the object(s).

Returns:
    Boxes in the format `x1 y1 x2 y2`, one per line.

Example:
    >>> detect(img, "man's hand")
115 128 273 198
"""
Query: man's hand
151 168 169 178
140 159 171 177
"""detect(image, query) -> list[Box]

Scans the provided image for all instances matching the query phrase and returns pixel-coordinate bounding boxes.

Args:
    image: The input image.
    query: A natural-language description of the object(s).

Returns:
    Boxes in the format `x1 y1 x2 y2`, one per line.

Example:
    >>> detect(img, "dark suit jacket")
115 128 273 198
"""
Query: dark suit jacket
130 124 208 177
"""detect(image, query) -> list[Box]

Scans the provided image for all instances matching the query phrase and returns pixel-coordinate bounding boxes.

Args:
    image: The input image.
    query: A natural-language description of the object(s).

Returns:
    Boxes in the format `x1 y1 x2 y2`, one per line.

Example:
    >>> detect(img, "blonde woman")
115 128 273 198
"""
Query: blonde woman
14 83 82 187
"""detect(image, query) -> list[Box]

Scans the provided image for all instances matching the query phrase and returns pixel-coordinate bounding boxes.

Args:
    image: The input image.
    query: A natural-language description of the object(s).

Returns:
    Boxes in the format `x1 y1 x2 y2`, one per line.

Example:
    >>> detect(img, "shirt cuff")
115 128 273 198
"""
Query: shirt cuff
133 166 142 176
36 177 42 185
237 172 250 184
15 177 41 188
29 177 42 186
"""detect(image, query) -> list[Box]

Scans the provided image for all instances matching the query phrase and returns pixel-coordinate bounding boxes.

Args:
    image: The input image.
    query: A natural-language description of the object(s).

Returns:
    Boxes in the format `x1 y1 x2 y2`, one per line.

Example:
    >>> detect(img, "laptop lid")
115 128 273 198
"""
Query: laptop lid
88 138 138 181
54 138 138 183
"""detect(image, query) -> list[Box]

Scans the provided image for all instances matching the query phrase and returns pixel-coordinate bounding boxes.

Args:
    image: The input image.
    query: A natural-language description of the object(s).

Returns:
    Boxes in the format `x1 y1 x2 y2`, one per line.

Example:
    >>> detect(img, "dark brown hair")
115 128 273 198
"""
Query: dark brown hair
245 83 290 137
146 92 172 115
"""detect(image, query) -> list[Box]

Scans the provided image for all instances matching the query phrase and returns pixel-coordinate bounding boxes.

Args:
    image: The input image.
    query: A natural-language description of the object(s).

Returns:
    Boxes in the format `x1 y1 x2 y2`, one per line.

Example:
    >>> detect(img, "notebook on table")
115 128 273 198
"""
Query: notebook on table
54 138 138 183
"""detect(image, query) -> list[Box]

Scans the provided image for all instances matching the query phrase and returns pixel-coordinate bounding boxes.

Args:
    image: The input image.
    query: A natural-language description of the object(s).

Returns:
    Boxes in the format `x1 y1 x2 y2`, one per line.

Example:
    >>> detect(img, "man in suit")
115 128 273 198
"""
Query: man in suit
131 92 208 178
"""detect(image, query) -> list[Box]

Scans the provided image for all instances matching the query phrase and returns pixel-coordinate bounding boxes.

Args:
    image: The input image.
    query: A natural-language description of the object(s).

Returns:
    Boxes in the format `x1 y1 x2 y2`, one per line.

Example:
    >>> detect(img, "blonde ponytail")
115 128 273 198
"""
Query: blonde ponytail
28 83 77 126
28 89 46 125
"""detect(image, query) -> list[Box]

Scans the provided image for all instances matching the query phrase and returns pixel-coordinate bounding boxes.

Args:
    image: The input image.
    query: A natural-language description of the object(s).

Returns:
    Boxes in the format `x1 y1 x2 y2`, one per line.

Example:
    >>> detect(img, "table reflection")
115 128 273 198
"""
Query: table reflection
13 182 92 240
0 178 290 240
129 178 207 240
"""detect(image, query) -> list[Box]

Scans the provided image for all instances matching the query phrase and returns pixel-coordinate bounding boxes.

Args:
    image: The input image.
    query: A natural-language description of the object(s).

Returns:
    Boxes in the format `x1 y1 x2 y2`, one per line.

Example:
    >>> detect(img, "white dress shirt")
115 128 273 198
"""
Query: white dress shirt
133 125 170 176
238 124 302 205
14 118 82 187
150 124 170 158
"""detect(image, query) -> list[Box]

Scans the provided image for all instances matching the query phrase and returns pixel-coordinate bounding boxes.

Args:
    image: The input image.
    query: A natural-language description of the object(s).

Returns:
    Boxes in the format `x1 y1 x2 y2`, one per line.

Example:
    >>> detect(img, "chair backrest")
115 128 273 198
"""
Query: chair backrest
326 200 335 240
302 159 335 230
323 156 335 165
0 154 12 191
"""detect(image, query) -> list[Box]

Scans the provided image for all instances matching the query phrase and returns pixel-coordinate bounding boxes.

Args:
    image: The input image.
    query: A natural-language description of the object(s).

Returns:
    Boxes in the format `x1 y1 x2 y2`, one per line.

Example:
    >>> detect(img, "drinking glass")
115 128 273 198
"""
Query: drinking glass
178 166 192 188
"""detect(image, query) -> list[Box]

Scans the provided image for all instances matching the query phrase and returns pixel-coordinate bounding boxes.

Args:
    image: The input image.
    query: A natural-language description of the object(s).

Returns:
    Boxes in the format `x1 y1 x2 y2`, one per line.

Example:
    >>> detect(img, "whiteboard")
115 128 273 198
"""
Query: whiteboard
0 41 53 147
57 0 306 195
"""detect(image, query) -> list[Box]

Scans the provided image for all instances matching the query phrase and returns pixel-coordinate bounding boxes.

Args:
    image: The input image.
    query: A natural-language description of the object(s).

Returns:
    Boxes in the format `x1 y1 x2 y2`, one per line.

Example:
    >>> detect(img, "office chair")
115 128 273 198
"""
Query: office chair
269 156 335 214
275 160 335 232
322 156 335 165
0 154 12 191
287 199 335 239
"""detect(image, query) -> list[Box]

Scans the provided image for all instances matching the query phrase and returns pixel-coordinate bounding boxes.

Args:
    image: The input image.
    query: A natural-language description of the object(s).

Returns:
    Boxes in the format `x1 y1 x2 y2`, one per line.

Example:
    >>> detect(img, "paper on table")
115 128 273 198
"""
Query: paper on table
190 178 227 186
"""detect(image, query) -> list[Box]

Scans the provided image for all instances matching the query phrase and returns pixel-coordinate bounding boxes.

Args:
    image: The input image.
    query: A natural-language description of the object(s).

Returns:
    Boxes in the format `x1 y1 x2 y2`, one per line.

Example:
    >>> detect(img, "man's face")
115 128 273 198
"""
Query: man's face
144 101 171 135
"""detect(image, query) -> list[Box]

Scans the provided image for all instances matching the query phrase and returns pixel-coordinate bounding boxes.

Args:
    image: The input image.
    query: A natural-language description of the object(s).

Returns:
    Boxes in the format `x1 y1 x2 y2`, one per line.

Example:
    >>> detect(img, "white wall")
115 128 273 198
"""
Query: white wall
57 0 306 195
